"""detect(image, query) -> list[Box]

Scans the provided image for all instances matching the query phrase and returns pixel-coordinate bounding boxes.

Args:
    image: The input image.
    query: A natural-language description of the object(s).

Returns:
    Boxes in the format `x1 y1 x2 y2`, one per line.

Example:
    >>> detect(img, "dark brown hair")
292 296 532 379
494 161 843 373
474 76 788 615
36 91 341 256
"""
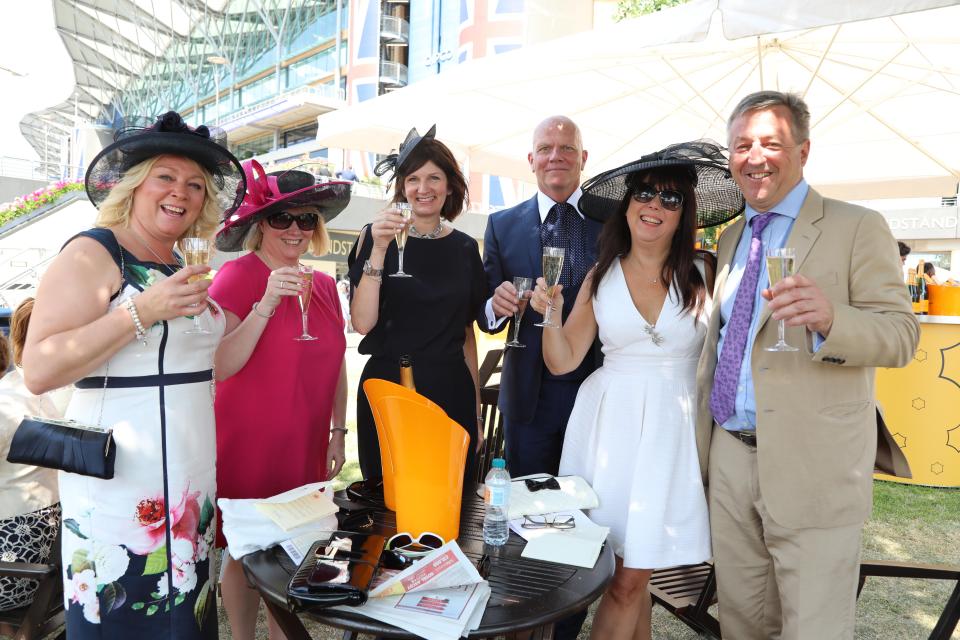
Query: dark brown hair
392 138 469 221
589 167 713 319
10 297 33 368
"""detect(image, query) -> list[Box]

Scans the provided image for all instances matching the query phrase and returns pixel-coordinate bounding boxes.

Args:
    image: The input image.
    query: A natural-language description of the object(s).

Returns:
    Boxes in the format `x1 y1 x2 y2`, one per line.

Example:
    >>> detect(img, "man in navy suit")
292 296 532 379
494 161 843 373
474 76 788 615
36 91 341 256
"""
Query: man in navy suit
478 115 602 478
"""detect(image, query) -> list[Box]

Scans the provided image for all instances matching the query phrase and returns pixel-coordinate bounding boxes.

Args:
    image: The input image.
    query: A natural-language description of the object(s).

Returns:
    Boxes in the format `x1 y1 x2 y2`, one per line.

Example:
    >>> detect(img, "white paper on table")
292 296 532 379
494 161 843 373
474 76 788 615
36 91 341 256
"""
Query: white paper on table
370 540 482 598
339 582 491 640
279 531 322 564
254 487 338 531
509 510 609 569
218 482 337 559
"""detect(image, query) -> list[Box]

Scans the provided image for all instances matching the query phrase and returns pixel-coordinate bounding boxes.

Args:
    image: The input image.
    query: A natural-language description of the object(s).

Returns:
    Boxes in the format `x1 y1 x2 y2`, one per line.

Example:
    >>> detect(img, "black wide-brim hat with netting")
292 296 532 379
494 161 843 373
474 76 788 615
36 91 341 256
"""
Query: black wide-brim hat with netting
216 158 352 252
84 111 246 217
579 140 745 228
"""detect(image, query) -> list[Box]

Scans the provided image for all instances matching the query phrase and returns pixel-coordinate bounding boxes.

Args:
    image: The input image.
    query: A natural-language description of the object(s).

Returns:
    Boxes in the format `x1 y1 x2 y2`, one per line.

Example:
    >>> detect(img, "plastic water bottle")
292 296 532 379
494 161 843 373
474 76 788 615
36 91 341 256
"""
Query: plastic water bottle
483 458 511 546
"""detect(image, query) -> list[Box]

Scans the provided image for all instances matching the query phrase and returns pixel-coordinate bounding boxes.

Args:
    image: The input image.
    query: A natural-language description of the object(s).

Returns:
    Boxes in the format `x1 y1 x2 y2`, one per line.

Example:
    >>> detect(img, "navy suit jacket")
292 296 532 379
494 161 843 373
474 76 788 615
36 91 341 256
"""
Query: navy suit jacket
478 195 602 423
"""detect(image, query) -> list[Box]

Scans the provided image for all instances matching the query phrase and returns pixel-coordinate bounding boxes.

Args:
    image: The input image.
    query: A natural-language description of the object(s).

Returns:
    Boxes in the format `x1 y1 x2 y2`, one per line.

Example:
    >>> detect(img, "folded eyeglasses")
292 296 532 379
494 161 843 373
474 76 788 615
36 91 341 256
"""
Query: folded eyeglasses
521 514 576 530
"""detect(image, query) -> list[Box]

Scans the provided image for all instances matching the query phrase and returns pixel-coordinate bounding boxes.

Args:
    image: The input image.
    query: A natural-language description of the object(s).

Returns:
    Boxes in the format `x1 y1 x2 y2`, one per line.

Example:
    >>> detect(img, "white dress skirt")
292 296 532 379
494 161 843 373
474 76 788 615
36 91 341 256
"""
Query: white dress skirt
559 259 711 569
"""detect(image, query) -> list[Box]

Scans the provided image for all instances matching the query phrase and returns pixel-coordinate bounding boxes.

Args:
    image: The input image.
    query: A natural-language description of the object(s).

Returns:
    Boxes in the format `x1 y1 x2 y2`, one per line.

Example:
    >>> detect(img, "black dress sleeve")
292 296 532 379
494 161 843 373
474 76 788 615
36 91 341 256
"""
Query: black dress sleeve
347 224 373 289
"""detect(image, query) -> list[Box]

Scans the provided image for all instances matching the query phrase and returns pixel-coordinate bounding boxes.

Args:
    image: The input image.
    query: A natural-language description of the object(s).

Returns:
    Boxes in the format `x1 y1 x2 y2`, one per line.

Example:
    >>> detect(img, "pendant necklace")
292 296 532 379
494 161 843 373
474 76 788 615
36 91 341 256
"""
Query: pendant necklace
129 229 182 276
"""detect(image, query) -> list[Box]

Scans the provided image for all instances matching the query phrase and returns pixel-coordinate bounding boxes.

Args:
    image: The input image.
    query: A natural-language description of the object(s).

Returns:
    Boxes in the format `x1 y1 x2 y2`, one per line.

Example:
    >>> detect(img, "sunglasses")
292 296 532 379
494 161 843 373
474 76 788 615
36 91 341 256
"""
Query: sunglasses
386 532 444 557
631 184 684 212
266 211 320 231
521 514 576 530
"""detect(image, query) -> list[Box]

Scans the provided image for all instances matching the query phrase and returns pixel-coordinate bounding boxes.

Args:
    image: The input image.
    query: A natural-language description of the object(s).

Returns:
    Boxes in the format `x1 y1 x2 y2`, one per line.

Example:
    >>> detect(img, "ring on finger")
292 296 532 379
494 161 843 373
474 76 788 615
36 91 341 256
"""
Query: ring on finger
280 281 285 290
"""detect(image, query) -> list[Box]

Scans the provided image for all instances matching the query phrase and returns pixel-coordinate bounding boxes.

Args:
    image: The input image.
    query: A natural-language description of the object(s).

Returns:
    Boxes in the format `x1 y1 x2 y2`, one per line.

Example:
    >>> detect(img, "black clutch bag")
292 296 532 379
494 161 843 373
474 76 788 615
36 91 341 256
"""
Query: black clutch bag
287 531 387 611
6 416 116 480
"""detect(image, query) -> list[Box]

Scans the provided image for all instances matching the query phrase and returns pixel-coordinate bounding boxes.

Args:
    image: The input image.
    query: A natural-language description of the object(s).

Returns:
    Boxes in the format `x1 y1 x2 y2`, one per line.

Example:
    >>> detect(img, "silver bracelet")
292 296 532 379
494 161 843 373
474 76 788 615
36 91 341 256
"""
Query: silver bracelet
252 302 276 318
124 297 147 344
331 426 348 435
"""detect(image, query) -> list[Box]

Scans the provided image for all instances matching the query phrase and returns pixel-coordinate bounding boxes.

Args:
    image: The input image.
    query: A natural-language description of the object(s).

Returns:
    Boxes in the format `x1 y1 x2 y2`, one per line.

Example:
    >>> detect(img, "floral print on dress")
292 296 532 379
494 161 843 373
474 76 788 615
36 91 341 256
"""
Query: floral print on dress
63 486 216 628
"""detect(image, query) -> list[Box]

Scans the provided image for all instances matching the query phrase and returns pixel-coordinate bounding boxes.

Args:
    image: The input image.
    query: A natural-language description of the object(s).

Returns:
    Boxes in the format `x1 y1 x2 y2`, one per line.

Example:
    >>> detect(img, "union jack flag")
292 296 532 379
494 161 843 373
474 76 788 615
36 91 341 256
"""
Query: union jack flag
458 0 525 62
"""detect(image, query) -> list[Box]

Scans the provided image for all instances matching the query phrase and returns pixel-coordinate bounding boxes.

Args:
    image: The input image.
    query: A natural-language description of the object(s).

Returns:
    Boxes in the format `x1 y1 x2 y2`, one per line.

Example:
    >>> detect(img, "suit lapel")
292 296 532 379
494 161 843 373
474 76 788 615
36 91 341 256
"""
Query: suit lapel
709 218 746 341
757 189 824 332
523 196 542 276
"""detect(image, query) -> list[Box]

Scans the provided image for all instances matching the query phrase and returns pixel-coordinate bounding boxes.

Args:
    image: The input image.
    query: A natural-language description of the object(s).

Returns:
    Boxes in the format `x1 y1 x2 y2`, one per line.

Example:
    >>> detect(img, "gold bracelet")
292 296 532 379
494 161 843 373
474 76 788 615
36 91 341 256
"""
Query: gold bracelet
252 302 275 318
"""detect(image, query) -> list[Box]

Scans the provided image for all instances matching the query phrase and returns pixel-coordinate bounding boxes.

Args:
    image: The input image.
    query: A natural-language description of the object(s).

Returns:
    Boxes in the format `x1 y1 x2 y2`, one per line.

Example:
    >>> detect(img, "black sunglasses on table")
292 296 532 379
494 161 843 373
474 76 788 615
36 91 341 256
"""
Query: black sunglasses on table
630 184 684 211
267 210 320 231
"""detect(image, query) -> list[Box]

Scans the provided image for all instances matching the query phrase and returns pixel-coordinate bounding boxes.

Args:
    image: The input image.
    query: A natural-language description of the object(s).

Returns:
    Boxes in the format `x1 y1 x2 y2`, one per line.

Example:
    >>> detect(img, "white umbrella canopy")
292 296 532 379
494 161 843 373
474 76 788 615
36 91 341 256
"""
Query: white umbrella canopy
316 0 960 200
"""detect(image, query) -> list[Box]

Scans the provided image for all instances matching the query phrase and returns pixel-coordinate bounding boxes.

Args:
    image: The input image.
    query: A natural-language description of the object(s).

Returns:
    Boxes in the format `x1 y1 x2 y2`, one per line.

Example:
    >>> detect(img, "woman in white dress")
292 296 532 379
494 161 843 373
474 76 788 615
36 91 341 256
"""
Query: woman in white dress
22 112 245 639
532 142 743 640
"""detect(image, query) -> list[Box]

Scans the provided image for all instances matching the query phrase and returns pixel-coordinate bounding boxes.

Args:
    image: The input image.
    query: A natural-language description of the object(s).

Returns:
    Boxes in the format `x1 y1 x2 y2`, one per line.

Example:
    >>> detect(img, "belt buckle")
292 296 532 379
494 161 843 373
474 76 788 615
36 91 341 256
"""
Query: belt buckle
732 430 757 448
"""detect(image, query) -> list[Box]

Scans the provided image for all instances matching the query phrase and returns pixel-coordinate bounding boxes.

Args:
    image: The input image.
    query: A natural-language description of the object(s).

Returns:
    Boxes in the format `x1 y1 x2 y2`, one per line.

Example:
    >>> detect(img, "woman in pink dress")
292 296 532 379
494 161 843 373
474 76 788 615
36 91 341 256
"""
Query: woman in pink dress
210 160 352 640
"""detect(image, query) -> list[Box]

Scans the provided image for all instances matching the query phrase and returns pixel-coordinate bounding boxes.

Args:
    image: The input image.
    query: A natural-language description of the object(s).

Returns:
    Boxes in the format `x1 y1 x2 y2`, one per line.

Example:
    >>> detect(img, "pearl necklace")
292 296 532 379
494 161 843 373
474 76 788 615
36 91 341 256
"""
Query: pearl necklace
408 221 445 239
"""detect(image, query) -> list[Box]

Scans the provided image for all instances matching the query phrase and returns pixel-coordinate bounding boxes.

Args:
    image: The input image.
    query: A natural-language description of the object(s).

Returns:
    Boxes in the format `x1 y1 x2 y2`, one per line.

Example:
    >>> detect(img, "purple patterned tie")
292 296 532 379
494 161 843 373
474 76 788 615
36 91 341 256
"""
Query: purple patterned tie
710 212 776 425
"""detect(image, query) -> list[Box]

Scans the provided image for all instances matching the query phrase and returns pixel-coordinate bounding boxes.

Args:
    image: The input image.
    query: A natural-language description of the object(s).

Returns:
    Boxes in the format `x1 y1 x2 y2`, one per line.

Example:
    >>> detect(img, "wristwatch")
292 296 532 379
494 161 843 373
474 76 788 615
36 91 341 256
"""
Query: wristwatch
362 260 383 279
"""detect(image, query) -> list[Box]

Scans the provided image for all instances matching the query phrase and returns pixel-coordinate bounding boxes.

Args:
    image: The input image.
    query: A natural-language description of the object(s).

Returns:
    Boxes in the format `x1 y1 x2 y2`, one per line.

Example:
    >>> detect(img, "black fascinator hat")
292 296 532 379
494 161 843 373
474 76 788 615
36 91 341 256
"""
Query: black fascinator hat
84 111 246 217
579 140 744 228
373 125 437 184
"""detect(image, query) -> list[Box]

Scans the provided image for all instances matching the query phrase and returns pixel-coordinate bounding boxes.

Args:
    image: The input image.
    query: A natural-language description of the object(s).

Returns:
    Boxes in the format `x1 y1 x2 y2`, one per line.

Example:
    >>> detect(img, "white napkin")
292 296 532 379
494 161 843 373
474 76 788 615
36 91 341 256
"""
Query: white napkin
218 482 338 559
509 510 608 569
506 474 600 520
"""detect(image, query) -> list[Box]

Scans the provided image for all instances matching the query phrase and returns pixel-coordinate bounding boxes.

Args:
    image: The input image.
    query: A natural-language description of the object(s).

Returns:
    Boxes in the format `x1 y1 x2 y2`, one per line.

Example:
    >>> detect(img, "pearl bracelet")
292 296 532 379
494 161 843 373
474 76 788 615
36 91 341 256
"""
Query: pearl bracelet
252 302 276 318
124 297 147 344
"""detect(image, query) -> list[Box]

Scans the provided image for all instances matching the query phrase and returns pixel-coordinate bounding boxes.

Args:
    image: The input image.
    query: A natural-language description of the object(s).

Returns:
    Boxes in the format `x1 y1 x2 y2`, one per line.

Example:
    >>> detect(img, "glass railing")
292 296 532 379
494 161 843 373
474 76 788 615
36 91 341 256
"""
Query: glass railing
380 15 410 42
219 85 346 126
379 60 408 86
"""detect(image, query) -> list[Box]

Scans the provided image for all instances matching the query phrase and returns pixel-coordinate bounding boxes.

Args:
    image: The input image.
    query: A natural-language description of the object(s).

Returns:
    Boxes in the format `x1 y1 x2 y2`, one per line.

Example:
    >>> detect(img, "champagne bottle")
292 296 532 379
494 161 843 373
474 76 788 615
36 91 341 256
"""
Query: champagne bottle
915 263 928 315
399 355 416 391
907 268 919 313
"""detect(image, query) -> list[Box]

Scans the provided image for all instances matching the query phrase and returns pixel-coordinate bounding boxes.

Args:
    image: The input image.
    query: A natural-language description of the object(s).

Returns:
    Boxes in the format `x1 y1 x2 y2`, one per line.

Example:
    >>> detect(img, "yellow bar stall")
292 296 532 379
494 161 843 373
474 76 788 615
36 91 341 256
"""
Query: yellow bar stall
875 284 960 487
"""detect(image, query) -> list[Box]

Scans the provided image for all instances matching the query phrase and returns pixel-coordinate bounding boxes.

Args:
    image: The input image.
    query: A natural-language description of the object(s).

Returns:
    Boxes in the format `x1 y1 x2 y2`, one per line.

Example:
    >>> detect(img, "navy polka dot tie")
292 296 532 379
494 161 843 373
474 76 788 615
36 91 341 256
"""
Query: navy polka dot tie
540 202 587 288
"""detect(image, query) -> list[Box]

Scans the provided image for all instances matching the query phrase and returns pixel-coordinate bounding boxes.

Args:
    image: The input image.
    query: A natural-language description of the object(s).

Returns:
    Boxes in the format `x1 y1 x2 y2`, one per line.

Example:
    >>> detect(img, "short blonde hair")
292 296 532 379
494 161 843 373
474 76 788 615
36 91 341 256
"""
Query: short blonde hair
95 155 222 240
242 208 331 256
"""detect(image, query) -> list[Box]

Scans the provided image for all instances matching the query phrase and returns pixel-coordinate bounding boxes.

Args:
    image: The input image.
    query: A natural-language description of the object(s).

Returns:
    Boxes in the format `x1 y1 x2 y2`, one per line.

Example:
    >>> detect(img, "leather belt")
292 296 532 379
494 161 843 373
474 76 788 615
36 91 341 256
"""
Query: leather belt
729 430 757 448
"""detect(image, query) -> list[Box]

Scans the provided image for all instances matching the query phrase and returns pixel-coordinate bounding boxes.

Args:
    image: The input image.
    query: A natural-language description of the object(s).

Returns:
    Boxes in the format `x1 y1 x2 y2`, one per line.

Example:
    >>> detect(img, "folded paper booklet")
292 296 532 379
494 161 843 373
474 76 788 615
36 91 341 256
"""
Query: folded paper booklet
509 510 609 569
254 486 338 531
507 474 600 520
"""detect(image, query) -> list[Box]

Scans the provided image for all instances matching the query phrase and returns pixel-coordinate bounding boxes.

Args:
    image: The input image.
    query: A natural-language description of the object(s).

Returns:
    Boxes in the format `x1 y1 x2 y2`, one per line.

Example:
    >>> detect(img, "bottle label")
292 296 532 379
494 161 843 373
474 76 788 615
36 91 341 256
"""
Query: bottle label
485 485 507 507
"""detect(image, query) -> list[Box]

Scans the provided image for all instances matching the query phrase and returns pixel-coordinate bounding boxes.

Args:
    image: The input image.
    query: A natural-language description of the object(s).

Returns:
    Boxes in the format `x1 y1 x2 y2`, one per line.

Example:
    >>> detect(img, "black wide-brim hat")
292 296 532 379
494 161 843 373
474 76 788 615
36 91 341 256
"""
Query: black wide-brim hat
216 159 352 252
579 140 744 229
84 111 246 217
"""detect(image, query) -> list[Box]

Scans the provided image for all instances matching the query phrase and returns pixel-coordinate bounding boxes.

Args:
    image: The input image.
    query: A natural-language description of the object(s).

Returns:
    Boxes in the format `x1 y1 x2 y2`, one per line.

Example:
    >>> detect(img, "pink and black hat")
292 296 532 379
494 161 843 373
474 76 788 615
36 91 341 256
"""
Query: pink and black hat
216 159 352 252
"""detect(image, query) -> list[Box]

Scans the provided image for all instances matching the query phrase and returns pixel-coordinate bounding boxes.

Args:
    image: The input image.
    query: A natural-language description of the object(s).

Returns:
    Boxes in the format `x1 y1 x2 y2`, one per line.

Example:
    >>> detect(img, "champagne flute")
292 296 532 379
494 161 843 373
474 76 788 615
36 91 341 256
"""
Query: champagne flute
764 247 799 352
181 237 211 335
535 247 565 328
505 277 533 348
294 264 318 341
390 202 413 278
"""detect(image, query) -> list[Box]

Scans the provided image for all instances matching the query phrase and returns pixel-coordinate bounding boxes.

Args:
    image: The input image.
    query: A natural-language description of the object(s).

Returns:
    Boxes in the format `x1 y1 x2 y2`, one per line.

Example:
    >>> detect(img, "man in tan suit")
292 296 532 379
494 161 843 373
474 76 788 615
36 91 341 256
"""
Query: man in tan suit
696 91 918 639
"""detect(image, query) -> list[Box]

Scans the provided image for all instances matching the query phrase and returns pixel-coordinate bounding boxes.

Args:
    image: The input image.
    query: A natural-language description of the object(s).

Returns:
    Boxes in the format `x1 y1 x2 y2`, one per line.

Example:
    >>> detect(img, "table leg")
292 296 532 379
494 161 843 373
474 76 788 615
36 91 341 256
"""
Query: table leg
263 599 313 640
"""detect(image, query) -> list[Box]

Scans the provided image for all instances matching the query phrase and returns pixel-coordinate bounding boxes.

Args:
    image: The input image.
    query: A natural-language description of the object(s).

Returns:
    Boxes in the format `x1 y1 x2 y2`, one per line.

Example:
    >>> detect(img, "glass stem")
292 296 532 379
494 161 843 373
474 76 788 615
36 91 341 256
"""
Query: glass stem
512 314 521 343
778 319 786 344
302 312 309 337
397 248 405 273
543 301 553 327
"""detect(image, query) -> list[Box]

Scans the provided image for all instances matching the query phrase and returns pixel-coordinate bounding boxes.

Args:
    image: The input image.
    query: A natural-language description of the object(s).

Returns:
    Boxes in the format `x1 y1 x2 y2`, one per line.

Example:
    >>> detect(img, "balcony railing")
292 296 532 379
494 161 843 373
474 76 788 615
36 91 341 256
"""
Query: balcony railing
380 15 409 43
379 60 408 87
219 85 346 128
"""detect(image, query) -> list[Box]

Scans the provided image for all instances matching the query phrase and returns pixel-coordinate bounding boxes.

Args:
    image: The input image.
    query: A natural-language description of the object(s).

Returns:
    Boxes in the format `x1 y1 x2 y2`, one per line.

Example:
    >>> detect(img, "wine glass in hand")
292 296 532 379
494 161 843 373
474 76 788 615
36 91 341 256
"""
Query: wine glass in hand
505 277 533 348
535 247 565 328
181 237 211 334
764 247 799 352
294 264 318 341
390 202 413 278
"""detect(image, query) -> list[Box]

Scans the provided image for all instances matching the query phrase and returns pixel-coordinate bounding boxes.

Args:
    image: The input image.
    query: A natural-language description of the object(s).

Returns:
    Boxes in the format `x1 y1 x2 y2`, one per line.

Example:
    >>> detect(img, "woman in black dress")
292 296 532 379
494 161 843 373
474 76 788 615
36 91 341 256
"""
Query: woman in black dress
348 126 485 485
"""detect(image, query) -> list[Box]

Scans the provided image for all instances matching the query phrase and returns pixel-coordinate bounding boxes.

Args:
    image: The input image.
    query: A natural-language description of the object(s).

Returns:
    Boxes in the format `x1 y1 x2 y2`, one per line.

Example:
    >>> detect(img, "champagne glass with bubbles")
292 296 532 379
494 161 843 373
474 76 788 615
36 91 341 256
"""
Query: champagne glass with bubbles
765 247 799 352
535 247 565 328
390 202 413 278
294 264 318 341
505 277 533 348
181 237 211 335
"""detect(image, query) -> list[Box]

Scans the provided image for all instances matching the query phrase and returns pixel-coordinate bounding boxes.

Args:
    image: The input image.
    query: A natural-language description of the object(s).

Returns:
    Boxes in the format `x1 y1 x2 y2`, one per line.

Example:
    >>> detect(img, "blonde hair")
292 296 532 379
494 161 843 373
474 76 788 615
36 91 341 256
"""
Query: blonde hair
10 297 33 367
95 155 222 240
242 208 331 256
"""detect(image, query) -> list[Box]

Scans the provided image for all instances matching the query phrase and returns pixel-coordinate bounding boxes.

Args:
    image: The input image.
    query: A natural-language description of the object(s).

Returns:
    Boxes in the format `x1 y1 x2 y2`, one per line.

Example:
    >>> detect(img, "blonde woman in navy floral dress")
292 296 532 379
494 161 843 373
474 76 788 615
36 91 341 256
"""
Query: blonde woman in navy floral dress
22 112 245 639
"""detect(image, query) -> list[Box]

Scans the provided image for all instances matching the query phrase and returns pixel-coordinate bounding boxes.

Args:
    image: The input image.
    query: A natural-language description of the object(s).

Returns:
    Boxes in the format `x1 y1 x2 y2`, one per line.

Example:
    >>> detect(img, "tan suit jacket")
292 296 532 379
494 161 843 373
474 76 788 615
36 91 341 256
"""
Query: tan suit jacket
695 188 918 530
